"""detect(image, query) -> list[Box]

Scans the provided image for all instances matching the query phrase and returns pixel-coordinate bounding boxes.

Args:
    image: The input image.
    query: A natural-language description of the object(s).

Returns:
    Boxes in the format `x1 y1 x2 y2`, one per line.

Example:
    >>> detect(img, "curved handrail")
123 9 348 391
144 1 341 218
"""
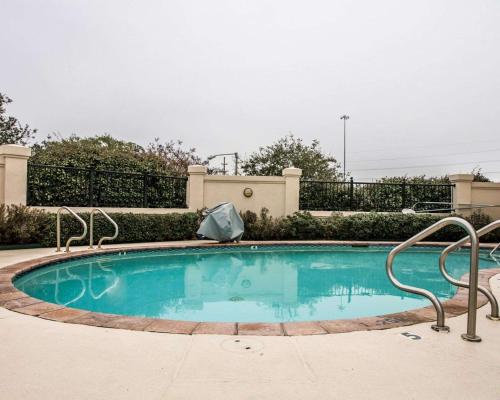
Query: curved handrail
89 208 119 249
56 206 88 252
403 202 500 214
386 216 481 342
490 242 499 261
440 220 500 321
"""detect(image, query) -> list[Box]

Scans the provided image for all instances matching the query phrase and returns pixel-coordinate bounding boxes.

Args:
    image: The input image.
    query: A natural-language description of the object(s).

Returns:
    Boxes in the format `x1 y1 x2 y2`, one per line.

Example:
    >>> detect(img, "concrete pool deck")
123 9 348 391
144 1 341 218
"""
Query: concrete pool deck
1 241 499 399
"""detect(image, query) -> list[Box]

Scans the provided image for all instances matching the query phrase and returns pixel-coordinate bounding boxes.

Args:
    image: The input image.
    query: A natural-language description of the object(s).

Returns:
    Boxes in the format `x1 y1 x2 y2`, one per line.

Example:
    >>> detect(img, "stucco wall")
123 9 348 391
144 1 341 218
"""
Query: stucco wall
187 165 302 217
203 176 286 216
471 182 500 220
2 147 499 222
0 145 31 205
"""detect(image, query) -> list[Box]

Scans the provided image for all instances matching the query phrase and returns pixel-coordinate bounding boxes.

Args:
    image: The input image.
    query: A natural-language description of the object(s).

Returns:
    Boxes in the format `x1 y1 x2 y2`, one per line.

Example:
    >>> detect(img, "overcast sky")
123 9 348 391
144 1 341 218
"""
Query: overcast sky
2 0 499 179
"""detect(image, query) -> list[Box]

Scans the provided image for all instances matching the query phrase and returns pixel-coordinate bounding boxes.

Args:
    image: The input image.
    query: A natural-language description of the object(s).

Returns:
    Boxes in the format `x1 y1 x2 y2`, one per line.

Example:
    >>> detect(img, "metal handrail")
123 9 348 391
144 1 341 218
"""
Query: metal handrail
56 206 88 252
403 202 500 214
89 208 119 249
439 220 500 321
386 216 482 342
490 242 500 261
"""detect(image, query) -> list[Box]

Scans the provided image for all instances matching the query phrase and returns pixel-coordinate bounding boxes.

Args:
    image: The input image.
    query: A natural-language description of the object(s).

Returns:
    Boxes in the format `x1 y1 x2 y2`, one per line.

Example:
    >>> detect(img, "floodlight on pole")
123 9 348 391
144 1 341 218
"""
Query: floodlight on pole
340 115 350 180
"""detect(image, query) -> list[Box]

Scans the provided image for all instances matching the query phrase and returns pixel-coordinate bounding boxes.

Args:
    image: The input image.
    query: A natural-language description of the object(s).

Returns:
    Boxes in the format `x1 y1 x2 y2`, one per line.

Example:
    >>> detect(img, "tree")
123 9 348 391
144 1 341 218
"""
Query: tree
146 138 204 176
0 93 36 145
377 175 450 184
242 135 341 179
31 134 202 176
471 168 490 182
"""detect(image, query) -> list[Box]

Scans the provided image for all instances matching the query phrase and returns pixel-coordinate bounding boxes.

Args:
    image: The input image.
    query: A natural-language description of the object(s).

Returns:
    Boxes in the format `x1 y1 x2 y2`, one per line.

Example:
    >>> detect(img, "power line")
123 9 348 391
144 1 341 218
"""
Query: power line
347 138 495 155
349 147 500 164
350 159 500 172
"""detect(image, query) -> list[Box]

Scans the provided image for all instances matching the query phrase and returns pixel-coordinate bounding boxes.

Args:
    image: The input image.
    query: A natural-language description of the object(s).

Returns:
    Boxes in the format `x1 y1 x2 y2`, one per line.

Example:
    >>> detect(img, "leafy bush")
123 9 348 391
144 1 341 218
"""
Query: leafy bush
39 212 199 247
241 210 500 243
0 205 50 245
1 206 498 247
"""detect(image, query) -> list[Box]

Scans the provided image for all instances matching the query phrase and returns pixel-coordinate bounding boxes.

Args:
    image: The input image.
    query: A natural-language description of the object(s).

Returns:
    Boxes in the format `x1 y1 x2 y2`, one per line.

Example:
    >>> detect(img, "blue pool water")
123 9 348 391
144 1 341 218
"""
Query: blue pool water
14 246 498 322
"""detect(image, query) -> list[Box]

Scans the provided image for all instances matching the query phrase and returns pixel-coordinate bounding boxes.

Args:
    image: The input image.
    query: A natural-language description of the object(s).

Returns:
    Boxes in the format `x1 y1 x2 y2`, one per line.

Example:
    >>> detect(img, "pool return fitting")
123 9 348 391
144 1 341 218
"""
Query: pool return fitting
56 206 118 252
386 216 500 343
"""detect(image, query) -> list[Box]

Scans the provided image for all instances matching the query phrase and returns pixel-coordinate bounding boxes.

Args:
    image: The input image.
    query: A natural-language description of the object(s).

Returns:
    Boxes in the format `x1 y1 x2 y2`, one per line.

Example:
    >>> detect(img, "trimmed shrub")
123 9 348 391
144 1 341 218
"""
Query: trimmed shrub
39 212 199 247
0 206 497 247
241 210 500 243
0 204 51 245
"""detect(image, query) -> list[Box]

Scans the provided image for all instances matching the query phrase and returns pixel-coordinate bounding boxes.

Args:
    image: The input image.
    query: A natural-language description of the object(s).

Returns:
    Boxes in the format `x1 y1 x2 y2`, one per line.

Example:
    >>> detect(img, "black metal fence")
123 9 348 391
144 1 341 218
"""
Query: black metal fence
300 178 454 212
27 164 188 208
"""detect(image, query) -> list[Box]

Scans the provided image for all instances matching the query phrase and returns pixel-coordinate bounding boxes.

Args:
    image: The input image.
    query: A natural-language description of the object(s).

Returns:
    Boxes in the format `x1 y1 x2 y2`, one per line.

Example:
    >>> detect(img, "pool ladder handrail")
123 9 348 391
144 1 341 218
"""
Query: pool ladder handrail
56 206 88 253
386 216 482 342
89 208 119 249
490 242 500 261
439 219 500 321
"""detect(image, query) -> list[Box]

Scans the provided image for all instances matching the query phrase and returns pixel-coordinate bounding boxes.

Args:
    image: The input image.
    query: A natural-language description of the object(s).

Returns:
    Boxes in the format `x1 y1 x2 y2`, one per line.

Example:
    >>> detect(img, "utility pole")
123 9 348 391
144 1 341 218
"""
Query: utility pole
234 152 239 175
207 152 239 175
340 114 349 181
222 157 227 175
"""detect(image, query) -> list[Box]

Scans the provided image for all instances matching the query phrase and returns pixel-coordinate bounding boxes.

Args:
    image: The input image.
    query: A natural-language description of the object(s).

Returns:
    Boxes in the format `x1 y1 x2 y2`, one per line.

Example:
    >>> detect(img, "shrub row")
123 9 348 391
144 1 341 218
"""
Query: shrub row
40 212 199 247
240 209 500 243
0 205 50 245
0 205 498 247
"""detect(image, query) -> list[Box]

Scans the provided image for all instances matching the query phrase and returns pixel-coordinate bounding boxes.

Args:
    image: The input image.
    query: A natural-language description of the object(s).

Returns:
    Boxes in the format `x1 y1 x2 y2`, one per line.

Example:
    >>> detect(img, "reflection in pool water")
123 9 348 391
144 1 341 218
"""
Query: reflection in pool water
14 246 498 322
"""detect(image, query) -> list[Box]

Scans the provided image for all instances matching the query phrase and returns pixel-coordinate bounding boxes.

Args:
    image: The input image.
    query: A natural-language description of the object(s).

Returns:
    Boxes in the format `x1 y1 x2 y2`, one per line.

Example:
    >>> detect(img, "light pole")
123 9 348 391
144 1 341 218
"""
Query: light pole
340 114 349 180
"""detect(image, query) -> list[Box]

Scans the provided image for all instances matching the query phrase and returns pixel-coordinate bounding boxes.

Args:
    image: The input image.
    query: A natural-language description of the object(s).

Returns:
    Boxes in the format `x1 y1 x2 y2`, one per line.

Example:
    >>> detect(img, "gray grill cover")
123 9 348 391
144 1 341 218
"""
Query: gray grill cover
196 202 244 242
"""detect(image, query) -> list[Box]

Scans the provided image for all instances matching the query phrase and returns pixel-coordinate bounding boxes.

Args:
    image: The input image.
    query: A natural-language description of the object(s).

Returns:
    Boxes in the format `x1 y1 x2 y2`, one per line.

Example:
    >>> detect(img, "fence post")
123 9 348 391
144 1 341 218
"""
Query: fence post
283 167 302 215
401 179 407 209
187 165 207 211
0 145 32 205
143 173 149 208
88 169 95 207
349 177 354 210
449 174 474 216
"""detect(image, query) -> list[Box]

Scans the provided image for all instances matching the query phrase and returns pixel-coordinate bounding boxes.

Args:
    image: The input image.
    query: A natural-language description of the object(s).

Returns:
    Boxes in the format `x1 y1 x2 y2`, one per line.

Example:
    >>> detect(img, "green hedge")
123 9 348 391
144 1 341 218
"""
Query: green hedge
0 205 498 247
240 209 500 243
40 212 199 247
0 205 51 245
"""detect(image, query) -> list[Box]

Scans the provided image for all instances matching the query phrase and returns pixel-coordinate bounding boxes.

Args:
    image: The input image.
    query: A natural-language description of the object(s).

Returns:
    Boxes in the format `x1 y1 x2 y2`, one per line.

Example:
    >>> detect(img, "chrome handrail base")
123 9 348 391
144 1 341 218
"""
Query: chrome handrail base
431 324 450 332
486 314 500 321
461 333 481 342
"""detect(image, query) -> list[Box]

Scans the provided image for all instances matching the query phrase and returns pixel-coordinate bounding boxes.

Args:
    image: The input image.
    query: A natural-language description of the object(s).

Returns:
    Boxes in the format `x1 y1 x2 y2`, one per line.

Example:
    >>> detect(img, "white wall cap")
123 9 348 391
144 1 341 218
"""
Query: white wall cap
449 173 474 182
187 165 208 175
0 144 32 158
282 167 302 177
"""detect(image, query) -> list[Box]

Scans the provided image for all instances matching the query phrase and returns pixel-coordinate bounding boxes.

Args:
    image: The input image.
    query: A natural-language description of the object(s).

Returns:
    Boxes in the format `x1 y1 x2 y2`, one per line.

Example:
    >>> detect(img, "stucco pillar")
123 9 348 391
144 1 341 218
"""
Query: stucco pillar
187 165 207 211
282 167 302 215
0 145 32 205
449 173 474 216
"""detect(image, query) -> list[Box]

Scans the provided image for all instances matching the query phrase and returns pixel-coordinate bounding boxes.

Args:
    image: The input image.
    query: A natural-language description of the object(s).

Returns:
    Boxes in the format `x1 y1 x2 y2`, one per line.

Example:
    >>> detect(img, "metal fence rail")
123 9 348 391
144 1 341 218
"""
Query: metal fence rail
300 178 454 212
27 163 188 208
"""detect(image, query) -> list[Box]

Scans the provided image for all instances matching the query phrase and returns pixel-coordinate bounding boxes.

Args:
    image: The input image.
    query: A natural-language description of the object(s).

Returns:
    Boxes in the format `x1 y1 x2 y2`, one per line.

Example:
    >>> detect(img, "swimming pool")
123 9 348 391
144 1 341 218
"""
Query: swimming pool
13 245 498 323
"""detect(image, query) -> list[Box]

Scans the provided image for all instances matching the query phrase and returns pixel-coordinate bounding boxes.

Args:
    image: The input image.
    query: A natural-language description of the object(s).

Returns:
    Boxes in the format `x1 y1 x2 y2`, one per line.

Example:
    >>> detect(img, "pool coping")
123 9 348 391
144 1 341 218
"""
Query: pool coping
1 241 499 336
